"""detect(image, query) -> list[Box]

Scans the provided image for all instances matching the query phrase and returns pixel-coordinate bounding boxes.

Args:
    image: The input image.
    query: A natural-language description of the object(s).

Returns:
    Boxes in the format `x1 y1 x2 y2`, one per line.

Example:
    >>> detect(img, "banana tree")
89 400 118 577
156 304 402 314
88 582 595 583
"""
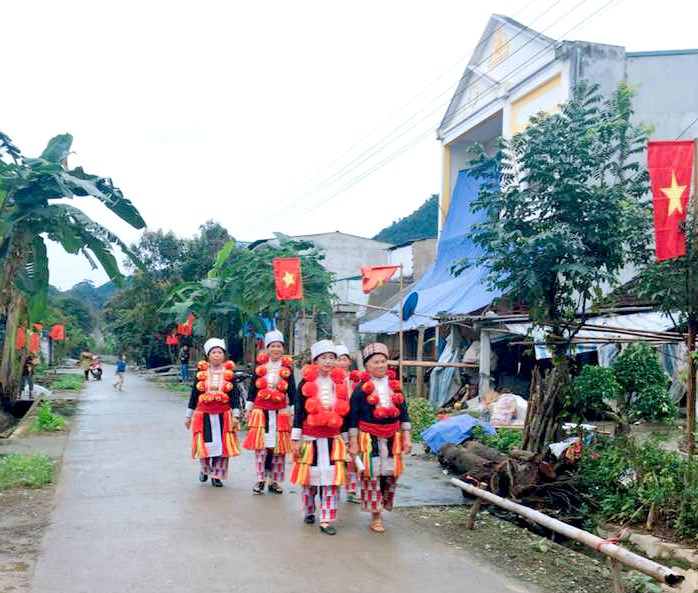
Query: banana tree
0 131 145 400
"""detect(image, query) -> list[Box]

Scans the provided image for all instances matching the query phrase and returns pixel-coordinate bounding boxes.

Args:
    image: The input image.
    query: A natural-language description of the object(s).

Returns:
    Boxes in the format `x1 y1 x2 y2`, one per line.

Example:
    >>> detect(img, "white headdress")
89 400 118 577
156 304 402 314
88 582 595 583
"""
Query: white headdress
264 330 284 348
204 338 226 356
310 339 336 361
334 344 350 358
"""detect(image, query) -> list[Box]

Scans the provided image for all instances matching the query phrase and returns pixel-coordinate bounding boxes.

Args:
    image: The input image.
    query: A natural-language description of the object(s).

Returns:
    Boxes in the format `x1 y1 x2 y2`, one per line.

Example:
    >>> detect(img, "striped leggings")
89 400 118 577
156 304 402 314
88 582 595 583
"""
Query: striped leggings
254 449 285 482
302 485 339 524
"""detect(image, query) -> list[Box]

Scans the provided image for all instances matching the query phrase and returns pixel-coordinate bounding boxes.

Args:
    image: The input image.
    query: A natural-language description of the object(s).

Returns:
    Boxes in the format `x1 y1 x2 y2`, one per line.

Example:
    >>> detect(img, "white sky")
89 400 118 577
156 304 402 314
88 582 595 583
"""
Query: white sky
4 0 697 290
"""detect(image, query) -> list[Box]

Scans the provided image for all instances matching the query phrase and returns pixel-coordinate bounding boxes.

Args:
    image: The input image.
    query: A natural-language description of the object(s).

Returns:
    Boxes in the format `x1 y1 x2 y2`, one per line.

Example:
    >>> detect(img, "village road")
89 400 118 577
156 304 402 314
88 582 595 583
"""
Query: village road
29 366 536 593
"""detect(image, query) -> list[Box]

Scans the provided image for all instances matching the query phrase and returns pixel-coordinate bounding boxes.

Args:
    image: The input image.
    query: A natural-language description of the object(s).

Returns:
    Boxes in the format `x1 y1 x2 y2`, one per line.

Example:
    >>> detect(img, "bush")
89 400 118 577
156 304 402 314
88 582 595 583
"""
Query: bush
0 453 54 489
407 396 438 442
471 425 523 453
578 436 698 539
613 344 674 421
33 401 65 432
570 366 621 418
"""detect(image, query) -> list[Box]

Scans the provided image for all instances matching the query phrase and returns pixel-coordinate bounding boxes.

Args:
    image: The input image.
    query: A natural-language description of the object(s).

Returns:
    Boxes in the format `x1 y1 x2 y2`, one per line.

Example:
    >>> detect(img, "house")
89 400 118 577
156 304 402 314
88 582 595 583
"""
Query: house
360 14 698 399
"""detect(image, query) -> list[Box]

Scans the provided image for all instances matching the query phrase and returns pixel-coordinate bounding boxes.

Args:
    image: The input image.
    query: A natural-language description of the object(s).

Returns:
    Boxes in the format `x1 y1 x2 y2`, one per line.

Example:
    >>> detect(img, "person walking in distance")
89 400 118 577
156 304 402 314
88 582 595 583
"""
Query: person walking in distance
334 344 360 504
179 345 190 383
114 354 127 391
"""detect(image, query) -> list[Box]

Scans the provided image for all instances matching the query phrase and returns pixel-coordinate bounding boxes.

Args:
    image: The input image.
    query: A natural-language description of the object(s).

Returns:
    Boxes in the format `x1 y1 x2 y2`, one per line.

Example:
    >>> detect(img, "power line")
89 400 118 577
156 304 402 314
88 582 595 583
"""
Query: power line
272 0 624 229
677 115 698 140
244 0 574 236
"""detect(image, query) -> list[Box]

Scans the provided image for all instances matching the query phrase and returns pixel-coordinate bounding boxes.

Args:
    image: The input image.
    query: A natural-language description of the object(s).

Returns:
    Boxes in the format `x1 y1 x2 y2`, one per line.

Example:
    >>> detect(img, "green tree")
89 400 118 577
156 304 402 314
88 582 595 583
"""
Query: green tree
373 194 438 244
0 131 145 399
460 82 652 453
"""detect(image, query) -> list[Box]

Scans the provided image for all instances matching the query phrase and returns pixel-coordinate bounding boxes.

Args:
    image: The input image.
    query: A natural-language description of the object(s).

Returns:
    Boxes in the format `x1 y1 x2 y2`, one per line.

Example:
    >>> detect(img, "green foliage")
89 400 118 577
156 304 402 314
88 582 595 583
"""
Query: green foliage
570 366 621 418
613 344 675 421
623 574 662 593
48 373 85 392
461 81 651 332
407 396 438 441
578 437 698 539
33 401 65 432
471 425 523 453
373 194 438 244
0 453 54 489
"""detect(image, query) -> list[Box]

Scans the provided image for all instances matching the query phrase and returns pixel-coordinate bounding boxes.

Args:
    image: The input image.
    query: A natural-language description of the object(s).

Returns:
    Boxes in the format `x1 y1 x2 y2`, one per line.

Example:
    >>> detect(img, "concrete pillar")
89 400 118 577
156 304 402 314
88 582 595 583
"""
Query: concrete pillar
293 319 317 361
478 328 492 397
331 304 360 353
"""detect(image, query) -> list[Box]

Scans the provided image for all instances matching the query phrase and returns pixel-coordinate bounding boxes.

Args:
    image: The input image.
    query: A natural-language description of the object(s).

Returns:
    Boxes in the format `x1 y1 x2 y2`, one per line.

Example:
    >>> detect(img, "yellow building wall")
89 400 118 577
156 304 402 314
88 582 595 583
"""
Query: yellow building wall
509 72 563 135
440 144 451 228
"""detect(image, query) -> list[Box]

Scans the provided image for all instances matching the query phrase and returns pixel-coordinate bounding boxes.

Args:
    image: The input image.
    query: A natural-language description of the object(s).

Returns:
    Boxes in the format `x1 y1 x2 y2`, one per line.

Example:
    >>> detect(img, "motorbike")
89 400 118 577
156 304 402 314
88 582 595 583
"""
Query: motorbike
90 356 103 380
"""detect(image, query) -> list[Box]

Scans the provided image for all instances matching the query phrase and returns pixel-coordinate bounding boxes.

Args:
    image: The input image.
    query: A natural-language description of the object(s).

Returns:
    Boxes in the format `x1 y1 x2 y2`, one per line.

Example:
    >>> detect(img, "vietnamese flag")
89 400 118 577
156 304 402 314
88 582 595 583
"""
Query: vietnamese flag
177 312 195 336
648 140 695 261
49 324 66 341
361 265 401 294
273 258 303 301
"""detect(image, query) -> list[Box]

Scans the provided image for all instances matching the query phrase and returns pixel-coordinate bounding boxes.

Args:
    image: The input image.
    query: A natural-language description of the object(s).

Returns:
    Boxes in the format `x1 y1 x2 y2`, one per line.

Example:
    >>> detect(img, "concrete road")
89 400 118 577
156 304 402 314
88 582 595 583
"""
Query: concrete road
30 366 535 593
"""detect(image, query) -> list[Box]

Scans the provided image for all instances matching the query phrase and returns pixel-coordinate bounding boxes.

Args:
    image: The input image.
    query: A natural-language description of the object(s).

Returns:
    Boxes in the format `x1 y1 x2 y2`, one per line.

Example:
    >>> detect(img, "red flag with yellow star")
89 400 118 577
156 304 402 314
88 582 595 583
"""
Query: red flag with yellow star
361 265 401 294
273 257 303 301
648 140 695 261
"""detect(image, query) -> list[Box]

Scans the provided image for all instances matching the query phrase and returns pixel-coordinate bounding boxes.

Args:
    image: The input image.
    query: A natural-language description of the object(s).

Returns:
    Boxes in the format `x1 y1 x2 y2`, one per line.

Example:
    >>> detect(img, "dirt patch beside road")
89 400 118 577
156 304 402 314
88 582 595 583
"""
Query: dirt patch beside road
400 506 615 593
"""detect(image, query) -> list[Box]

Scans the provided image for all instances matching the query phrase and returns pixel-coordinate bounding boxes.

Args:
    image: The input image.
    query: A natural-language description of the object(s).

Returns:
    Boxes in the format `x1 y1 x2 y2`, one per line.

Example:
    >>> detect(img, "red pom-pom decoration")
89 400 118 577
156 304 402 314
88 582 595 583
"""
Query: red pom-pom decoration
224 369 234 381
307 411 329 427
196 370 207 381
387 369 397 380
256 352 269 364
392 392 405 405
330 367 346 384
349 370 361 382
255 365 267 377
386 406 400 418
373 407 386 419
279 367 292 379
335 399 350 416
272 391 285 403
282 355 294 367
305 398 321 414
389 380 402 391
224 360 235 370
196 381 207 392
367 393 380 406
276 379 288 393
335 383 349 400
360 371 370 382
362 381 375 395
259 388 272 400
326 412 342 429
301 382 319 398
224 382 234 392
301 365 319 382
197 361 209 371
255 377 268 390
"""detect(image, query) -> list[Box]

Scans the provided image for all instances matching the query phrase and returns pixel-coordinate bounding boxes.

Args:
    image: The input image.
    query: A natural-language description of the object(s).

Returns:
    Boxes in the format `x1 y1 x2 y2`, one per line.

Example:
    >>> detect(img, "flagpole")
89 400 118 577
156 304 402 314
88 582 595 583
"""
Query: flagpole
687 137 698 454
399 264 404 385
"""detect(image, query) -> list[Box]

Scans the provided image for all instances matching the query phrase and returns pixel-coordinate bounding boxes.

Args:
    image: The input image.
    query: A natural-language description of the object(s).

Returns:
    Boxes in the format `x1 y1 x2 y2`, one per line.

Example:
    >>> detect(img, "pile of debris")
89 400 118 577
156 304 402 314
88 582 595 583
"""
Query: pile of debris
438 440 585 520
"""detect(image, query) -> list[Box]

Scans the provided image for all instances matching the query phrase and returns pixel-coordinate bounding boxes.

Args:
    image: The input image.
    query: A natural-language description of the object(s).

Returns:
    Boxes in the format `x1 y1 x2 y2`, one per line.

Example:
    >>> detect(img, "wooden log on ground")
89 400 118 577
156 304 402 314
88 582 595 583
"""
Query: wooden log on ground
463 440 508 463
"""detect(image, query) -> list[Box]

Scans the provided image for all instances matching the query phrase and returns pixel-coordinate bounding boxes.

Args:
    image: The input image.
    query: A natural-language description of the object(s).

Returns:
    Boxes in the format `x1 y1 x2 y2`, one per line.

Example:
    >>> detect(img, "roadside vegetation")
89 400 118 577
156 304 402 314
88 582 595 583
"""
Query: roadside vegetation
0 453 53 489
32 401 65 432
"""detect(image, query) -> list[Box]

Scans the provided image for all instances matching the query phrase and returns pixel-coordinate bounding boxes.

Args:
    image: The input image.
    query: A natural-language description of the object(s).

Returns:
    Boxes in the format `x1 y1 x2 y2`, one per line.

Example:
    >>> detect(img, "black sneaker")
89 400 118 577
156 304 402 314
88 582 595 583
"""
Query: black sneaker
199 472 208 483
304 514 315 525
211 478 223 487
319 524 337 536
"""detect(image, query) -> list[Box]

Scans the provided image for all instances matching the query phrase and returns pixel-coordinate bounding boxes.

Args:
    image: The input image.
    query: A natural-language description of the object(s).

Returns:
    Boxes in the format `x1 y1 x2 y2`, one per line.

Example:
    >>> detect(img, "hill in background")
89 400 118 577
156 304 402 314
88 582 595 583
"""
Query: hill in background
373 194 438 244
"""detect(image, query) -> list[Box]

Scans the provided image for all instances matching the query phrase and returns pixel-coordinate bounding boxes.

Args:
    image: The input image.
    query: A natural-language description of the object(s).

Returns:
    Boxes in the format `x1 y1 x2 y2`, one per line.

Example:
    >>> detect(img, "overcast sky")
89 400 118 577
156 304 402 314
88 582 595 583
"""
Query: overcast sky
4 0 697 290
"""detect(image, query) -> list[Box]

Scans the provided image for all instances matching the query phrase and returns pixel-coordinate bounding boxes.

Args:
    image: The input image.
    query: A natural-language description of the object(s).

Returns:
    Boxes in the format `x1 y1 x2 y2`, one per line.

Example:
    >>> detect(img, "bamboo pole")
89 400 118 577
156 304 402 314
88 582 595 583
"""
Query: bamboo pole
450 478 685 588
687 137 698 454
416 326 426 397
387 359 478 369
398 265 404 384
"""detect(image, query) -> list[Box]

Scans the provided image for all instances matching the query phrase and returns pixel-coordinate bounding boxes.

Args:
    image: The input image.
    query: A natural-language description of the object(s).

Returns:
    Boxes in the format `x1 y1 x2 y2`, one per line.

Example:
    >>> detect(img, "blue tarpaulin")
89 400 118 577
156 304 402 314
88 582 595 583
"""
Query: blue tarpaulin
421 414 496 453
359 170 501 334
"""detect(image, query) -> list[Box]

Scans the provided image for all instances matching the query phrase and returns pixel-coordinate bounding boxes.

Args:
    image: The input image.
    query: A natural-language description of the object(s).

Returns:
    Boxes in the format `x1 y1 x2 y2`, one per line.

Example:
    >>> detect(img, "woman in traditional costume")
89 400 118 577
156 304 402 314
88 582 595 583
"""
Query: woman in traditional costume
348 342 412 532
243 330 296 494
334 344 360 504
291 340 350 535
185 338 241 487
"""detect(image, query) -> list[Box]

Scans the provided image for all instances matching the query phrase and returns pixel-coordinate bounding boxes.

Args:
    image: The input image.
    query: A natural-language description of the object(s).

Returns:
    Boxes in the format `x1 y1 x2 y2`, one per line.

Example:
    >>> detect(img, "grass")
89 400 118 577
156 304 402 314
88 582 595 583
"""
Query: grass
33 401 65 432
0 453 53 489
48 373 85 392
159 381 192 395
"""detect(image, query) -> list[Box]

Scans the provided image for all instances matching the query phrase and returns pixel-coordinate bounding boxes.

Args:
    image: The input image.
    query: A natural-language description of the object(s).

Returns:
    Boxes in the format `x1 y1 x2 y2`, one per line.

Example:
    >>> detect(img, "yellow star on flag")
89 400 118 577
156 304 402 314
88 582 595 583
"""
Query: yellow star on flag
660 170 687 216
282 271 295 287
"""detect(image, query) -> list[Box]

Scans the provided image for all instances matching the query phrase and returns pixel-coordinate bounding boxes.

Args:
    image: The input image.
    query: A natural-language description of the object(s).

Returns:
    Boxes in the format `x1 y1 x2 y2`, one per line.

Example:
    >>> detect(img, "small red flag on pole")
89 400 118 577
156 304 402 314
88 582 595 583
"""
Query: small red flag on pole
49 324 66 341
29 332 40 354
16 327 26 350
361 265 401 294
273 258 303 301
647 140 695 261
